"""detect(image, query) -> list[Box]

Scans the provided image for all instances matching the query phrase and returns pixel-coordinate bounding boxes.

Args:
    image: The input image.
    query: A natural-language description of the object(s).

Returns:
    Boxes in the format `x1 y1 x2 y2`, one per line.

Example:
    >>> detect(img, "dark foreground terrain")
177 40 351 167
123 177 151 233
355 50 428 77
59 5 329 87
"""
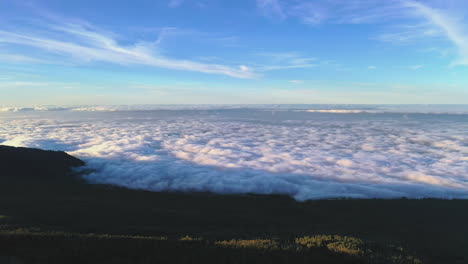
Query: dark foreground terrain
0 145 467 264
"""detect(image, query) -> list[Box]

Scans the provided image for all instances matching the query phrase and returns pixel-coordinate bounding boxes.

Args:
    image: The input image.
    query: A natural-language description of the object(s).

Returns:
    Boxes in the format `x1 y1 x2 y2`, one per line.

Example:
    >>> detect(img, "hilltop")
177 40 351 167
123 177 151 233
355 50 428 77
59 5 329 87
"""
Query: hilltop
0 145 84 182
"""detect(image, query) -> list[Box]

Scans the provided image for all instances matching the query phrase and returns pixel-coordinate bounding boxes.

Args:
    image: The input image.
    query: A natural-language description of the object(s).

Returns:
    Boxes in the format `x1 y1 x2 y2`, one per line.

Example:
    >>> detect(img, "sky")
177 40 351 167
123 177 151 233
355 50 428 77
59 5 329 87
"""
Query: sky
0 0 467 105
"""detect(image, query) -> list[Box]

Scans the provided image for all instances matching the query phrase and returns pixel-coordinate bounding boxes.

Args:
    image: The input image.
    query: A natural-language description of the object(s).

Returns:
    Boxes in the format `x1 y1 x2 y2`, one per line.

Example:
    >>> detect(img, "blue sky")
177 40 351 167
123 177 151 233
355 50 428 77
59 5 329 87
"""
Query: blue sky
0 0 467 105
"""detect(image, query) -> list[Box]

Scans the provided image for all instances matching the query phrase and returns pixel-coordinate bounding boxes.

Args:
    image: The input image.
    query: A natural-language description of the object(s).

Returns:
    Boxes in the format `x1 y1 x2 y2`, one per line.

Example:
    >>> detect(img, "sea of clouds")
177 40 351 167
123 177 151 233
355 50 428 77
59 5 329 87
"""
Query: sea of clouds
1 106 467 200
2 104 468 114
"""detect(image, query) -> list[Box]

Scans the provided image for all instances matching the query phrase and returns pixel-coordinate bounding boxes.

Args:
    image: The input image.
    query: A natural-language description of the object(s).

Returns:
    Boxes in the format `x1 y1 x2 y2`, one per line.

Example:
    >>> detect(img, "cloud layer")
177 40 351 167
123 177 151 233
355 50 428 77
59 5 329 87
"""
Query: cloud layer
1 108 467 200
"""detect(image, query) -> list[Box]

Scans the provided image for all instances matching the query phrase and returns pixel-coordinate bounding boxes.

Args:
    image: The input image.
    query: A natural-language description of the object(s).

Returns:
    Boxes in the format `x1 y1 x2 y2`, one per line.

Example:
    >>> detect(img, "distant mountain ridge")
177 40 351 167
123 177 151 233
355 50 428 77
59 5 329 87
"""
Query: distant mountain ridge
0 145 84 181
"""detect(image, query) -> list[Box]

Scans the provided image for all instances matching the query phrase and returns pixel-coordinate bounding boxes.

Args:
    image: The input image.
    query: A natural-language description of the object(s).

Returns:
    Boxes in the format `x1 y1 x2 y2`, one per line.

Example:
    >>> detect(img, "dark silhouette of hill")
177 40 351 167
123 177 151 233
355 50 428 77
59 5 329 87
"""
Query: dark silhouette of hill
0 145 84 182
0 145 467 263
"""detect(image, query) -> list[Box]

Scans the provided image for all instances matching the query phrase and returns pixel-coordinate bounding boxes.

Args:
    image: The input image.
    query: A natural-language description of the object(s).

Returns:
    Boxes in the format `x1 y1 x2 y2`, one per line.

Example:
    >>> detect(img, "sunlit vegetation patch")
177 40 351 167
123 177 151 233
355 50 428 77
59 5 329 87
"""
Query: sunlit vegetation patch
215 239 279 249
294 235 423 264
0 227 423 264
296 235 365 255
179 235 202 241
215 236 368 257
0 227 169 241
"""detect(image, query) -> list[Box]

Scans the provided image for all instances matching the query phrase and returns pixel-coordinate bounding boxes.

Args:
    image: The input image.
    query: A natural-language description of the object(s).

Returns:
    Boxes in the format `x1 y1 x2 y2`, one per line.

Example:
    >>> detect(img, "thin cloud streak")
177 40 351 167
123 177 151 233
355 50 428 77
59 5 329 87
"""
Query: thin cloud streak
257 0 468 67
257 0 286 20
405 1 468 66
289 80 304 84
0 22 257 79
168 0 184 8
257 0 404 25
0 53 49 64
255 52 317 71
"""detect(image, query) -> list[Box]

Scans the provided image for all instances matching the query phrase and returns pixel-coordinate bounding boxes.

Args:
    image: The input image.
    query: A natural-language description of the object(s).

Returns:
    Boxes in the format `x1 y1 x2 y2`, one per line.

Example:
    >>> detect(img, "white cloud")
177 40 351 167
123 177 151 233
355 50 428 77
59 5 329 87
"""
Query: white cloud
0 22 256 79
368 66 377 70
1 108 467 200
336 159 355 167
239 65 250 72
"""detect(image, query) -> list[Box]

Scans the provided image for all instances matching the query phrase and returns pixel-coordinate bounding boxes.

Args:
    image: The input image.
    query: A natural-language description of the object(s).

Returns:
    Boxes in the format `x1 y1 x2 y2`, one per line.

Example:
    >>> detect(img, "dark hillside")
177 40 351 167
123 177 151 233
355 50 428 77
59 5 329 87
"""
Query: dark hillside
0 145 467 263
0 145 84 182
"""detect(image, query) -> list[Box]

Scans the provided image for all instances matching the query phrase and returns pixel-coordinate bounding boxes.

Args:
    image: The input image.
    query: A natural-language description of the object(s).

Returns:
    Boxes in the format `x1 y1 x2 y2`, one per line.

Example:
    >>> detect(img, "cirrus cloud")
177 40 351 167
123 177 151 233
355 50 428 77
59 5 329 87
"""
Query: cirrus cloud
0 20 256 79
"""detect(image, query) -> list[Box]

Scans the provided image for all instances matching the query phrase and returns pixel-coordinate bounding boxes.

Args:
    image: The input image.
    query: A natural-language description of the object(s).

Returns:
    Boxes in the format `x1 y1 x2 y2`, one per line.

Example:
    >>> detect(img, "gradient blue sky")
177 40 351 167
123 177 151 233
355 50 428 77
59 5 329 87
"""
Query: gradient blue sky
0 0 467 105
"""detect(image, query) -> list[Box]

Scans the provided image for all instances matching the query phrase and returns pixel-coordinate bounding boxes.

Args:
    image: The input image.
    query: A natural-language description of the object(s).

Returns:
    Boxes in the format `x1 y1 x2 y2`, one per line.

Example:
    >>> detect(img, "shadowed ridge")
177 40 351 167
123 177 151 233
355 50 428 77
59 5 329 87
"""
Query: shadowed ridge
0 145 85 181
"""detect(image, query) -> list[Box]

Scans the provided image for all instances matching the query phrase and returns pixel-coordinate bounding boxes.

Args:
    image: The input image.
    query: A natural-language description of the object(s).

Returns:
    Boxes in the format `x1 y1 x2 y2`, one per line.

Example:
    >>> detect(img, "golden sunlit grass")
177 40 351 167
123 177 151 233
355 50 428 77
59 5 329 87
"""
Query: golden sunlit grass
215 236 365 255
215 235 368 255
179 235 202 241
215 239 279 249
296 235 365 255
0 226 424 264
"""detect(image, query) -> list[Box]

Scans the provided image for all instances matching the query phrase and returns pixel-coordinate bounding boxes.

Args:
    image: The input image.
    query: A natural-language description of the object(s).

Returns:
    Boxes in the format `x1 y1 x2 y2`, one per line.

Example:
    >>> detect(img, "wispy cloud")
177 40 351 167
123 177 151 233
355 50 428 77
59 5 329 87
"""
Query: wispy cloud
198 51 318 72
0 20 256 79
404 1 468 66
255 52 317 71
376 23 443 44
0 53 48 64
257 0 404 25
288 80 304 84
0 80 80 91
168 0 184 8
0 81 50 88
409 64 424 70
288 1 328 25
257 0 286 20
257 1 468 67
